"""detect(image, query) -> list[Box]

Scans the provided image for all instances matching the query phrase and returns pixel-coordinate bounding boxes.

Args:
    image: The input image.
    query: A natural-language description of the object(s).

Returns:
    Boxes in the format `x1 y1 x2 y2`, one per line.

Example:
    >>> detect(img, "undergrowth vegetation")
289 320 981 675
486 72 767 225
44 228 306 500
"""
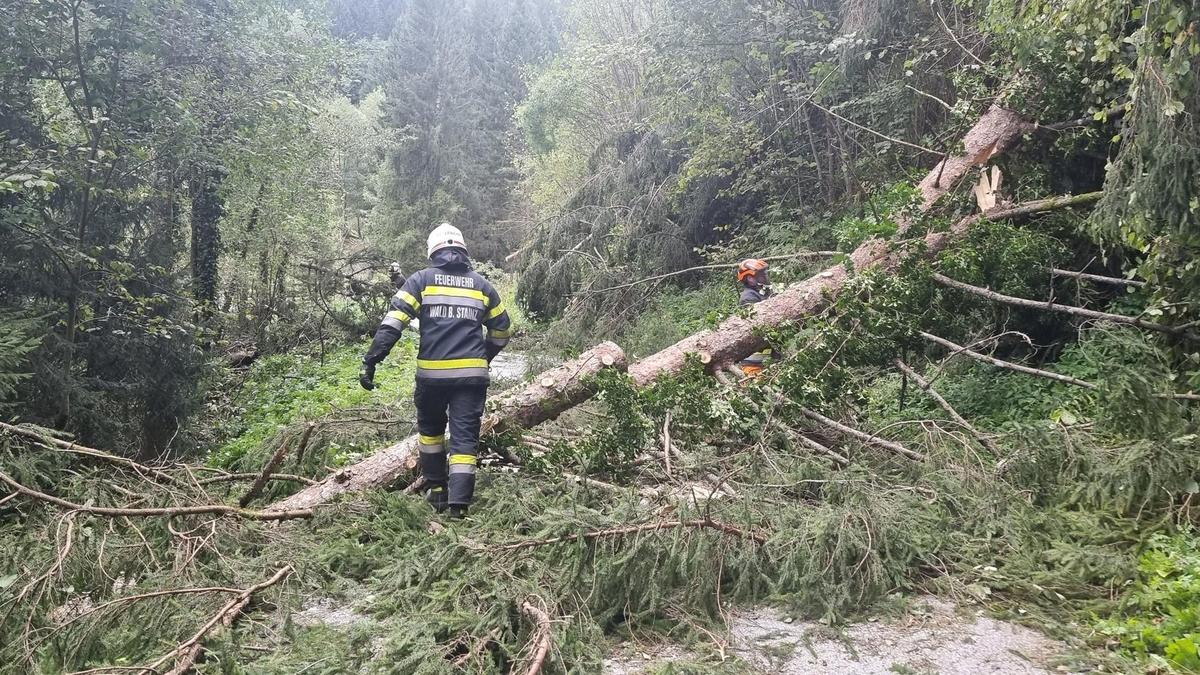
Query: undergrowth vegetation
3 209 1200 672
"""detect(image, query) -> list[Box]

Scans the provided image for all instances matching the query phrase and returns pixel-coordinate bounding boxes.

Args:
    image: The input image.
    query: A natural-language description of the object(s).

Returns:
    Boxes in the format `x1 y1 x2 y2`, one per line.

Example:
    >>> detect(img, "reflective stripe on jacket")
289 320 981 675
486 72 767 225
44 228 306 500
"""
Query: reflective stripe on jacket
364 248 512 384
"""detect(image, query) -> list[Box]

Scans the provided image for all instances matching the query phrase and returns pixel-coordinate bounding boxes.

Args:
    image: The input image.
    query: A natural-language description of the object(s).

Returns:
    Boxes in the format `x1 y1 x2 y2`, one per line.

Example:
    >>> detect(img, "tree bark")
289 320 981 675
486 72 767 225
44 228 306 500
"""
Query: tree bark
267 342 627 512
190 164 224 315
914 105 1034 213
626 193 1101 387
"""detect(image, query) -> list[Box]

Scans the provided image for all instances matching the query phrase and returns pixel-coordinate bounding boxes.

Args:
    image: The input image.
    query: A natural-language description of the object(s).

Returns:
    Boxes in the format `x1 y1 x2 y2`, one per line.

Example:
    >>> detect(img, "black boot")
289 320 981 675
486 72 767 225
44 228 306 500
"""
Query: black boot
425 484 448 513
447 504 468 520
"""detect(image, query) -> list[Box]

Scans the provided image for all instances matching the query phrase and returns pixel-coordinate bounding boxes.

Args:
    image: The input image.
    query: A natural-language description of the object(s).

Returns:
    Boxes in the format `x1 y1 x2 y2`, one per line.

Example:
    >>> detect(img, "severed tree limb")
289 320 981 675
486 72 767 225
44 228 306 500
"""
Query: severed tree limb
931 273 1198 340
520 600 554 675
799 408 925 461
922 332 1200 402
920 331 1097 389
0 470 312 521
795 433 850 466
584 250 839 295
137 566 293 675
1048 267 1145 288
0 422 180 485
196 472 315 487
496 518 768 551
239 422 314 507
894 359 1001 455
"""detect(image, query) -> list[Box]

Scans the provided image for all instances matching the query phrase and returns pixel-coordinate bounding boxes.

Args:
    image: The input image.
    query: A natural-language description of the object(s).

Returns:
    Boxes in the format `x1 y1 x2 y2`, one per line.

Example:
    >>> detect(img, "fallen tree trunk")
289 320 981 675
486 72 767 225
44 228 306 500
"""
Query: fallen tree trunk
266 107 1097 512
626 192 1101 387
268 194 1096 512
268 342 626 512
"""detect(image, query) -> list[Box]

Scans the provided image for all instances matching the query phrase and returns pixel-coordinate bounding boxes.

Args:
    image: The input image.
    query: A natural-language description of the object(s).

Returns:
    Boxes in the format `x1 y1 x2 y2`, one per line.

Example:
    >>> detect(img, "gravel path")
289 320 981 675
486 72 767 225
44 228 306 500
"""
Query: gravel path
605 597 1068 674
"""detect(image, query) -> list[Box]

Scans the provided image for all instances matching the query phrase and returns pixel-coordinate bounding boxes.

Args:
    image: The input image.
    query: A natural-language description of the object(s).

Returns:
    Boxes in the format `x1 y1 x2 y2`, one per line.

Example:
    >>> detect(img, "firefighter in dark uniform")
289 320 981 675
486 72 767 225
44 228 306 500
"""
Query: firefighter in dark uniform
736 258 772 377
358 223 513 519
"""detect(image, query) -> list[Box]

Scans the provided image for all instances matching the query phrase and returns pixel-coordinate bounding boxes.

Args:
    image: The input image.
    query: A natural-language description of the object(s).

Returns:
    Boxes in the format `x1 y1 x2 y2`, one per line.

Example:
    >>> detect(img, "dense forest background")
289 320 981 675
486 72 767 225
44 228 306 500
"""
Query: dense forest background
2 0 1199 672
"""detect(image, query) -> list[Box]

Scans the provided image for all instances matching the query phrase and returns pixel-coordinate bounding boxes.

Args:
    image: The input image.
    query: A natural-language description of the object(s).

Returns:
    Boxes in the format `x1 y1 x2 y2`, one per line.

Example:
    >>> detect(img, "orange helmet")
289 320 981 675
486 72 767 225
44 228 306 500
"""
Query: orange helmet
736 258 769 283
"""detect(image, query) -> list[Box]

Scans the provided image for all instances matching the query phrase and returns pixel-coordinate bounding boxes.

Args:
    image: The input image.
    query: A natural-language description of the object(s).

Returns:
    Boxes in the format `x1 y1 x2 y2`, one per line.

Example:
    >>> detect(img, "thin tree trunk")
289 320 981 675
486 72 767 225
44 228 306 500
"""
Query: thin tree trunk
190 164 224 317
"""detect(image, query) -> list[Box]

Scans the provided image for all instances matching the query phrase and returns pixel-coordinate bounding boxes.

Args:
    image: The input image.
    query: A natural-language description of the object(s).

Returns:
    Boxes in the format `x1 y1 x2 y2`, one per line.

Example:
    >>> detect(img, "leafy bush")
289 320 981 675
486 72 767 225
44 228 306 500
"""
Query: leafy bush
1096 532 1200 671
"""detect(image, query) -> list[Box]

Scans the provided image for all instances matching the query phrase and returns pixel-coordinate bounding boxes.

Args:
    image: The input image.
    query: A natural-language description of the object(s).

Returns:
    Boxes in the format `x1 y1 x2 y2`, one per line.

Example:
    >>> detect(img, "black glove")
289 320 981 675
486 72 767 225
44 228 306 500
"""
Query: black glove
359 363 376 390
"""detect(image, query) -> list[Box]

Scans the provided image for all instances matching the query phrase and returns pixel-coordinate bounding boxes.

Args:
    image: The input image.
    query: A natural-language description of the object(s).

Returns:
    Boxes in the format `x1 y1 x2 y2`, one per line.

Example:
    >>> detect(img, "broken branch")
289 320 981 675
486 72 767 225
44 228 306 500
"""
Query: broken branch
799 408 925 461
1048 267 1146 288
497 518 767 551
932 273 1196 340
920 331 1097 389
239 422 314 507
140 565 293 675
0 422 180 485
894 359 1001 455
0 470 313 521
520 600 554 675
196 472 315 486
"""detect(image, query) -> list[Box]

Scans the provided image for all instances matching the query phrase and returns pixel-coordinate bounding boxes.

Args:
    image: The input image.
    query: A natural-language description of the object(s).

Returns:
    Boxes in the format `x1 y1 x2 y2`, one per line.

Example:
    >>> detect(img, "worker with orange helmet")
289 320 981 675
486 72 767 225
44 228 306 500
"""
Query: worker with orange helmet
736 258 772 377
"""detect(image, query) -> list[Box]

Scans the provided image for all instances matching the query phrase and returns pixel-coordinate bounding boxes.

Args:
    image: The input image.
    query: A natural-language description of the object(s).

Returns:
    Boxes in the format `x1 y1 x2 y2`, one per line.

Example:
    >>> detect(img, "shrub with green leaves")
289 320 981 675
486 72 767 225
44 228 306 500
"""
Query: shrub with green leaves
1096 532 1200 671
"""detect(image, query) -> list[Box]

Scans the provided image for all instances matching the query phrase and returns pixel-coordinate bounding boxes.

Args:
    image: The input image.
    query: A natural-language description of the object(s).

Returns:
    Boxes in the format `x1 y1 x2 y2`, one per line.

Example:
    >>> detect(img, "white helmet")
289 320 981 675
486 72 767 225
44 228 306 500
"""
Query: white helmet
427 222 467 258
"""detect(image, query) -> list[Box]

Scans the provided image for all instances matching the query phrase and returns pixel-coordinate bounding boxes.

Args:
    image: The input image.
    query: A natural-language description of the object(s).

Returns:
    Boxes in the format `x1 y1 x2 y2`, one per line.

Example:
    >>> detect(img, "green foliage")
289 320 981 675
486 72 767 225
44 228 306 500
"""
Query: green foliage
618 283 736 358
1097 532 1200 672
371 0 561 265
0 312 40 409
0 0 340 455
832 184 919 250
209 341 416 472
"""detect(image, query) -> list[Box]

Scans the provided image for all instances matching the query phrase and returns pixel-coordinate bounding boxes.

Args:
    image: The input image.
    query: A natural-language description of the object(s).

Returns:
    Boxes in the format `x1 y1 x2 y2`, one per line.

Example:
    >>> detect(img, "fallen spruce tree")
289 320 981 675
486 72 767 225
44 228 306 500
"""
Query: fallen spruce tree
268 105 1103 513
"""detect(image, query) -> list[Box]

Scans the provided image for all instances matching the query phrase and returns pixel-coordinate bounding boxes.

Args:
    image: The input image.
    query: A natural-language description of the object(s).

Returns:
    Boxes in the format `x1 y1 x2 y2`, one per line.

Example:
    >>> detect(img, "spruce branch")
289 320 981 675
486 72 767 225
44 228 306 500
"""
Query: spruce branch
86 565 295 675
496 518 768 551
931 272 1200 341
894 359 1001 456
0 470 313 521
0 421 180 485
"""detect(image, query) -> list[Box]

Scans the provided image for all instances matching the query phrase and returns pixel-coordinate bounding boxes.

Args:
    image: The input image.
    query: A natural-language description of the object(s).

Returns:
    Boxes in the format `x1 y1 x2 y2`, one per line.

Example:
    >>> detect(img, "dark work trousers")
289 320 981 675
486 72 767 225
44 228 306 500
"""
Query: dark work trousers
414 380 488 506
